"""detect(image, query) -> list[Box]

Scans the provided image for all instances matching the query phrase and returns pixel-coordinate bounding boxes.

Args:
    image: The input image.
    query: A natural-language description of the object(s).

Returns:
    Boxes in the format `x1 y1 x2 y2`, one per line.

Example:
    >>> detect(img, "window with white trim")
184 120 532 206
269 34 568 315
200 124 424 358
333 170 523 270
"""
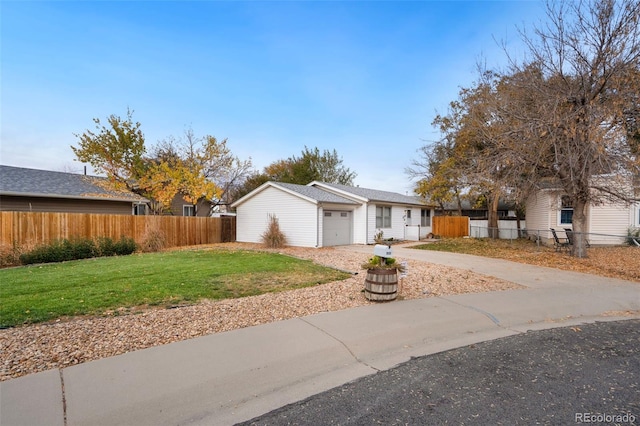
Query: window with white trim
183 205 195 217
133 203 147 216
421 209 431 226
376 206 392 228
560 195 573 225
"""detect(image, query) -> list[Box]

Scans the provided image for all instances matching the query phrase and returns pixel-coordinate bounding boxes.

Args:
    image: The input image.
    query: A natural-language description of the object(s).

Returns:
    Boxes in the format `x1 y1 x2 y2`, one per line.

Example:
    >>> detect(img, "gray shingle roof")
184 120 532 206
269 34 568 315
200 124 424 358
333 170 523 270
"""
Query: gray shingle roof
274 182 358 204
0 165 148 202
314 182 425 206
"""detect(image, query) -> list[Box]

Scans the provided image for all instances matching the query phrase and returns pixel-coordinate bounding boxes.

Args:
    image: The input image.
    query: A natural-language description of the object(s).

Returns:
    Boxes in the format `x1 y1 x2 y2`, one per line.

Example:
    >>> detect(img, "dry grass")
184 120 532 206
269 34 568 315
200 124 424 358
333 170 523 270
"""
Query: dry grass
414 238 640 282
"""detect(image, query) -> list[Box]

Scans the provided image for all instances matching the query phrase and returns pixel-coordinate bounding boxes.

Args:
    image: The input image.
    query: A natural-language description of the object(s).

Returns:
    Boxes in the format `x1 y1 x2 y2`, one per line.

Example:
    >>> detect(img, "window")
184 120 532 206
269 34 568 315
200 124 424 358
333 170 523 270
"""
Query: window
133 203 147 216
376 206 392 228
421 209 431 226
560 195 573 224
183 205 195 217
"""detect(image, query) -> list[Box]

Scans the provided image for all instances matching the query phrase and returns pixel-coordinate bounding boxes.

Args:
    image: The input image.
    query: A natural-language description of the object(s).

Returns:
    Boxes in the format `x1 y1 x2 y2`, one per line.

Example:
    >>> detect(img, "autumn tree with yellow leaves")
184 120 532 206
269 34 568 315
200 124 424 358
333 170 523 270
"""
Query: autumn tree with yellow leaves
72 111 251 215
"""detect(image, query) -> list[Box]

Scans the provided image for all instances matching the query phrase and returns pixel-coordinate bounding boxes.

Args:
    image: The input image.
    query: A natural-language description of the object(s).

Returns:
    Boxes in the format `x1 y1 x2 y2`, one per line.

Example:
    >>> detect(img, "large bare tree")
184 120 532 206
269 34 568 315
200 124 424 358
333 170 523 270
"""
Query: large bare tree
417 0 640 255
496 0 640 257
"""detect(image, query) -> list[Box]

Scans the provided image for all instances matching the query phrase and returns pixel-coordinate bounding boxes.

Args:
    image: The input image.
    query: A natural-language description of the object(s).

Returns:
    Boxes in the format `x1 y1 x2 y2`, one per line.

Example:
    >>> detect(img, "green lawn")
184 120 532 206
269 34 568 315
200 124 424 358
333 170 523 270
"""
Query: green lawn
0 249 350 328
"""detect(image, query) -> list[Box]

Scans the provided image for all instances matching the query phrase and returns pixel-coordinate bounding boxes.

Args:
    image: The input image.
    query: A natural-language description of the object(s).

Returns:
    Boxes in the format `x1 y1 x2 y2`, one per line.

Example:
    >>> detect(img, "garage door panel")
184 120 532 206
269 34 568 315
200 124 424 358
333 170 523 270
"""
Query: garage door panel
323 211 351 246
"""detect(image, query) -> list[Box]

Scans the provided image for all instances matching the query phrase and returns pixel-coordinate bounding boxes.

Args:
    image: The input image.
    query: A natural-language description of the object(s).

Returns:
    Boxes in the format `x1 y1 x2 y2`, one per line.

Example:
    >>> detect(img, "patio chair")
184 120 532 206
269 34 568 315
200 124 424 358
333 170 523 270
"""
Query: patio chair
550 228 570 252
564 228 590 248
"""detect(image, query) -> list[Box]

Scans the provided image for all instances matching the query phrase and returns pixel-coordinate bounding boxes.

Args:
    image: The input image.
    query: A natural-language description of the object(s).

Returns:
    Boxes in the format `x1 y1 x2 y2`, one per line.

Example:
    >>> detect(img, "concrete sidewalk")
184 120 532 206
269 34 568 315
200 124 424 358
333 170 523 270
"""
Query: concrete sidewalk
2 246 639 426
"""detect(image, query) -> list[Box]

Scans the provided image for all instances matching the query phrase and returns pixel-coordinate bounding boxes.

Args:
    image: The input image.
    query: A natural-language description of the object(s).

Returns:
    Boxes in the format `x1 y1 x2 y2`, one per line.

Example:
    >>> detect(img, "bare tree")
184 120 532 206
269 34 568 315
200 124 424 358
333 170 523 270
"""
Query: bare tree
414 1 639 251
491 0 640 257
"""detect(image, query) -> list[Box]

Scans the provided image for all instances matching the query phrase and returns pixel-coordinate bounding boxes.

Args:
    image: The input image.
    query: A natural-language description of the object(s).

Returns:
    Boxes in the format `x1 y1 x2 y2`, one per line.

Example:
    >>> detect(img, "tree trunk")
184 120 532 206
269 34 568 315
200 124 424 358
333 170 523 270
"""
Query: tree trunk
488 192 500 239
456 194 462 216
571 199 588 258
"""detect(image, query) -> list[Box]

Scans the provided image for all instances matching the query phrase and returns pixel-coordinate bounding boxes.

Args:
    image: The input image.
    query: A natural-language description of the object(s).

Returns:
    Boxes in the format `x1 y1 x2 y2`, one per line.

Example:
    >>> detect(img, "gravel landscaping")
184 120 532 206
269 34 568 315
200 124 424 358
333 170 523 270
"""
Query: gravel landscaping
1 243 519 381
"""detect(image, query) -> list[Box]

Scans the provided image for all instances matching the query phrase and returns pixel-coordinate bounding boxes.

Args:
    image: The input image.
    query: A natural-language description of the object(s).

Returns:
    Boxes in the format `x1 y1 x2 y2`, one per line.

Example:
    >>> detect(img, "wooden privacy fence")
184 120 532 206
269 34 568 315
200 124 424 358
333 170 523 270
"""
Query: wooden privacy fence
433 216 470 238
0 212 236 249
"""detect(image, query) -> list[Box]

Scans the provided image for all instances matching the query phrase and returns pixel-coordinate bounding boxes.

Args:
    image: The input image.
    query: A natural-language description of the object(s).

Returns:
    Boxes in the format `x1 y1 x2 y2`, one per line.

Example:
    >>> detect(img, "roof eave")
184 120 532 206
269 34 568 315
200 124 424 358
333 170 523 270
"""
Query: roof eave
307 181 369 203
231 181 320 208
0 191 149 203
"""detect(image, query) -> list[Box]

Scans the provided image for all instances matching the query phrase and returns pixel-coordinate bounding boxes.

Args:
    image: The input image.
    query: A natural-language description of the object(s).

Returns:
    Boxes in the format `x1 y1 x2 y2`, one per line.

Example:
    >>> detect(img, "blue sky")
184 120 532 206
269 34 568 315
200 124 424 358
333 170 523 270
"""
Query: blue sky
1 1 545 193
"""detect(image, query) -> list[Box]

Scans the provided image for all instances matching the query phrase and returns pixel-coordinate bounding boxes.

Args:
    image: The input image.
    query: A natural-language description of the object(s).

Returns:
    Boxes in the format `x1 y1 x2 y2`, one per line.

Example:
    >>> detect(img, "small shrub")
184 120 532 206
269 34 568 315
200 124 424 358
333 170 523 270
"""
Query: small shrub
65 237 98 260
140 228 166 253
261 213 287 248
362 255 405 271
18 236 136 265
20 239 67 264
96 237 117 257
114 236 138 255
627 227 640 246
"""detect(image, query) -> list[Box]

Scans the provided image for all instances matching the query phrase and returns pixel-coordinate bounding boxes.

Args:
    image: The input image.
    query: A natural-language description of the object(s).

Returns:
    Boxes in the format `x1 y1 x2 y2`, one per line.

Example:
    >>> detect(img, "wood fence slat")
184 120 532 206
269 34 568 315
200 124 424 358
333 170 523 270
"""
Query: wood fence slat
0 212 236 249
433 216 469 238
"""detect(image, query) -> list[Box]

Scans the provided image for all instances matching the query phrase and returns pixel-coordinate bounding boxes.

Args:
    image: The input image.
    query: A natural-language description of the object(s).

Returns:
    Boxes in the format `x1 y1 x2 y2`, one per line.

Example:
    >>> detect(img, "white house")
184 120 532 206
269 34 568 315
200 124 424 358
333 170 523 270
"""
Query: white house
525 186 640 246
231 181 434 247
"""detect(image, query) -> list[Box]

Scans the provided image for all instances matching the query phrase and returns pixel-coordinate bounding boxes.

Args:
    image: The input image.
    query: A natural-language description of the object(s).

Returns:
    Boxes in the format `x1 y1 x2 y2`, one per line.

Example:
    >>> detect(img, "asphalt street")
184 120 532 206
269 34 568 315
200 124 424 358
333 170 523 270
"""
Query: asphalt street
240 319 640 426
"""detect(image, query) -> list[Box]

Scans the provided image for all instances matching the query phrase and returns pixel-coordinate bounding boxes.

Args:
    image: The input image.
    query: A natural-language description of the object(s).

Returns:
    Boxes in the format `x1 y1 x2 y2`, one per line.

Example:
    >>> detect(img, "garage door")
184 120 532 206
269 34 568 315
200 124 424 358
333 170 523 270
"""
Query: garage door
323 211 351 246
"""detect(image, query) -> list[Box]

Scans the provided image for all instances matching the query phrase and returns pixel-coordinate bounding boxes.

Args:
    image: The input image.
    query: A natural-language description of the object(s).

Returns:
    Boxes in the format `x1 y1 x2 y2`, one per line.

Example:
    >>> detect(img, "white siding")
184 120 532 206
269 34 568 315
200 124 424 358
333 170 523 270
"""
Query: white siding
525 191 554 242
366 204 424 243
235 186 319 247
527 189 637 246
351 204 368 245
588 200 632 245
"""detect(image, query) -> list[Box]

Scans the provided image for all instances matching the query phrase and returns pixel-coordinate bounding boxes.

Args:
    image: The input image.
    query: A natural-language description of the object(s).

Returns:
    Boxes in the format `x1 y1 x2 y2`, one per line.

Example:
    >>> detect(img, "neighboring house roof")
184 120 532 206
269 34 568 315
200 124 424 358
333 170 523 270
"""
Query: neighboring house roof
0 165 148 203
437 199 515 211
310 181 426 206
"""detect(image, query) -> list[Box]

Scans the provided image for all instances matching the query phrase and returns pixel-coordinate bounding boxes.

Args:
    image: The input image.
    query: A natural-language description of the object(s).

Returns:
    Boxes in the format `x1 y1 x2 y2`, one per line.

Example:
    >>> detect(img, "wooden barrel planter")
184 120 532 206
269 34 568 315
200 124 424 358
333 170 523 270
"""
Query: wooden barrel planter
364 268 398 301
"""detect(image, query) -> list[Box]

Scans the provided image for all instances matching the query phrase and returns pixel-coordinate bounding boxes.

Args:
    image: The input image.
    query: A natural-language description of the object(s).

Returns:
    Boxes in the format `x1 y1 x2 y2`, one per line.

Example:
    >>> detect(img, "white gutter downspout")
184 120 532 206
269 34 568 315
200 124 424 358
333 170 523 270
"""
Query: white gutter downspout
316 205 320 247
365 202 369 245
